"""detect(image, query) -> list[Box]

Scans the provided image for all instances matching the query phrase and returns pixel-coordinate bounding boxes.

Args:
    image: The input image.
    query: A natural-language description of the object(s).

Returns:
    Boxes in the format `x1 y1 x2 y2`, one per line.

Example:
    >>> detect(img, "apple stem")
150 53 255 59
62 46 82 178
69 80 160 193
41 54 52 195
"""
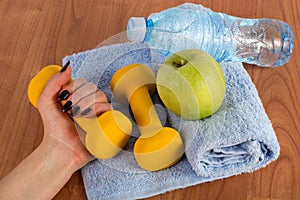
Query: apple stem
172 59 187 68
180 59 186 66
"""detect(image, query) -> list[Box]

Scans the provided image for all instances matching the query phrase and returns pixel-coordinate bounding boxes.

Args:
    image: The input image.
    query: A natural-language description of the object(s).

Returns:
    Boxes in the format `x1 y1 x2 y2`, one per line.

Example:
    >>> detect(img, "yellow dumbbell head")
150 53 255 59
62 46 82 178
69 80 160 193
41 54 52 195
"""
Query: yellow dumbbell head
77 110 132 159
134 127 184 171
110 63 156 104
27 65 62 108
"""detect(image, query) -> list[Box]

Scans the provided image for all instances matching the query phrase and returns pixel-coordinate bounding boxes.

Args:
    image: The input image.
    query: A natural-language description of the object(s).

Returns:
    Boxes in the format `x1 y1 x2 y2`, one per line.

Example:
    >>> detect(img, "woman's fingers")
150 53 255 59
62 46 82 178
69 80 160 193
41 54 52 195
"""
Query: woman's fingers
59 80 98 113
70 91 106 114
72 91 112 117
57 78 88 101
58 80 112 118
75 102 112 118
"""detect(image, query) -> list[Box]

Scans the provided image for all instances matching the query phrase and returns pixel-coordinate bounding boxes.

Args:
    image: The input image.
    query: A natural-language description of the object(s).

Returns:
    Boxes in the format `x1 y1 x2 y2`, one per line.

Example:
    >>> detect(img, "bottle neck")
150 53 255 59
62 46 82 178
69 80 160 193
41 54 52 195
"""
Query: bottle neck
146 19 154 28
143 19 154 42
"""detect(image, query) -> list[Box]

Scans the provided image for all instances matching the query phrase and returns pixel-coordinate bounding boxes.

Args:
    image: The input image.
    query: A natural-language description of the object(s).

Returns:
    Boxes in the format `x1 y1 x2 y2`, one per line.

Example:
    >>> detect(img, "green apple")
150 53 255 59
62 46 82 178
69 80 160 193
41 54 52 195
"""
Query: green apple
156 49 226 120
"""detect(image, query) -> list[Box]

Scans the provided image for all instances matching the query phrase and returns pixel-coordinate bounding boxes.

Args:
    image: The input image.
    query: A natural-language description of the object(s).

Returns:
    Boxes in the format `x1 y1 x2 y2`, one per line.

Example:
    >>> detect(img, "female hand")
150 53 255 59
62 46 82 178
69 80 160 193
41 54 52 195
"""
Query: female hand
37 64 112 169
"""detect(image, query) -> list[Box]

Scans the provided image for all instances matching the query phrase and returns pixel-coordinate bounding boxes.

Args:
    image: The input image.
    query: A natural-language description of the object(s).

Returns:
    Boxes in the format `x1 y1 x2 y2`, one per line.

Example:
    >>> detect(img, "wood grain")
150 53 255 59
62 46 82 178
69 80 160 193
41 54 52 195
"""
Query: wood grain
0 0 299 199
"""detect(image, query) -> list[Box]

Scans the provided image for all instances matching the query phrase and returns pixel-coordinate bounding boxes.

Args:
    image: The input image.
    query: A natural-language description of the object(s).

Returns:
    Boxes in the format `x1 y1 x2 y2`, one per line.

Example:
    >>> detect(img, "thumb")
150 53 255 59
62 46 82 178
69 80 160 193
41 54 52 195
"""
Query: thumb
38 66 72 109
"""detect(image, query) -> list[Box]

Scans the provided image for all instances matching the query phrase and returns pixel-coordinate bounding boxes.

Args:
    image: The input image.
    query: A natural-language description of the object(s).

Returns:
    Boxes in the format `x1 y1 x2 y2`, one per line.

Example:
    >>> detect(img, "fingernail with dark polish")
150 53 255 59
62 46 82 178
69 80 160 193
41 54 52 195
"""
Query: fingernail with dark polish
68 113 75 121
58 90 70 101
60 60 70 73
81 107 92 116
72 106 80 117
62 101 73 112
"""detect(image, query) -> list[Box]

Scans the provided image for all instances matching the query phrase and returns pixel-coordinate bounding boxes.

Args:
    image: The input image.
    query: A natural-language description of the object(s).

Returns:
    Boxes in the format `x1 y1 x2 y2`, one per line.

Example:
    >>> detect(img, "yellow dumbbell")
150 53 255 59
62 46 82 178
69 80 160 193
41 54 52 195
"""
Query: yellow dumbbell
111 63 184 171
27 64 132 159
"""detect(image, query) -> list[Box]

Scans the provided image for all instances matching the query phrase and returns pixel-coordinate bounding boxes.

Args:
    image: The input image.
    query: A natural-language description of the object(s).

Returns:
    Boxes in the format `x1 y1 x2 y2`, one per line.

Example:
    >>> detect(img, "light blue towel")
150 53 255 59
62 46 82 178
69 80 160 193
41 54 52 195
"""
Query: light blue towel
63 42 280 200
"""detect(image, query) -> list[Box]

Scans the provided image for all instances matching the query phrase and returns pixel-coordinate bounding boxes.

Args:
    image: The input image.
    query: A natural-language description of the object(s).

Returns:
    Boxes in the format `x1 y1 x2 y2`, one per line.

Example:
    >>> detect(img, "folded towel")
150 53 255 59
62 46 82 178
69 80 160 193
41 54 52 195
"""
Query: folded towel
63 42 280 200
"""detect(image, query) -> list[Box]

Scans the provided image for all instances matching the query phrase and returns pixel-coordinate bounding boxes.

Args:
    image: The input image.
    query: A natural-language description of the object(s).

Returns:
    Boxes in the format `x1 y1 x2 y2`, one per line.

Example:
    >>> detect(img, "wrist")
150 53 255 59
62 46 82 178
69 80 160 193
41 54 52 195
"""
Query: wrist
0 139 81 200
39 137 84 173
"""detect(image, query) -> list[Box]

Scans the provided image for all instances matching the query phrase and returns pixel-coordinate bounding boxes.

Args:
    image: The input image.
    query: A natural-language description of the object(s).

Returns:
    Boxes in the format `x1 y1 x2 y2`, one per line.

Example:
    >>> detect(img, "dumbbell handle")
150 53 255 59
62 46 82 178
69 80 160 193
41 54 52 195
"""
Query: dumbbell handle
129 86 162 138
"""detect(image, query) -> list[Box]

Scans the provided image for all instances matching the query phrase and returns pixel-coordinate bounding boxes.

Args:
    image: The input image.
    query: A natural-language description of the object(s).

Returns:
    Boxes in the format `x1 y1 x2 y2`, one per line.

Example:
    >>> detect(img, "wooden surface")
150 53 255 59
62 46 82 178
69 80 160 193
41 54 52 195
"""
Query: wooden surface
0 0 299 199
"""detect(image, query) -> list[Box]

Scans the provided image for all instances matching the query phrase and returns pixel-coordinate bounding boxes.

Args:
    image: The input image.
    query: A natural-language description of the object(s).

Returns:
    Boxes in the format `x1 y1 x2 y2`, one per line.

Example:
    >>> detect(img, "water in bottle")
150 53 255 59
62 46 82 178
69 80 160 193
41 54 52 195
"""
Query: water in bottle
126 3 294 67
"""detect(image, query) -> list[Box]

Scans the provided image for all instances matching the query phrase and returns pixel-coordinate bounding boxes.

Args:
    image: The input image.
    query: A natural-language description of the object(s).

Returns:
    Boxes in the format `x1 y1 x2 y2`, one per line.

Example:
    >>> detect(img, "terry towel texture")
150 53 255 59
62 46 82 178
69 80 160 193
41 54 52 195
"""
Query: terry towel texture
63 42 280 200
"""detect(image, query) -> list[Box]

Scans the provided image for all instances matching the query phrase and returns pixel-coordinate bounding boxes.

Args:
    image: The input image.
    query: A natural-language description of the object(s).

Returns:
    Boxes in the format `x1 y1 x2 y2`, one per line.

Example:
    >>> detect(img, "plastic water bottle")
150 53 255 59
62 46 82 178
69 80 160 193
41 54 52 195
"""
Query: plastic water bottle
126 3 294 67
